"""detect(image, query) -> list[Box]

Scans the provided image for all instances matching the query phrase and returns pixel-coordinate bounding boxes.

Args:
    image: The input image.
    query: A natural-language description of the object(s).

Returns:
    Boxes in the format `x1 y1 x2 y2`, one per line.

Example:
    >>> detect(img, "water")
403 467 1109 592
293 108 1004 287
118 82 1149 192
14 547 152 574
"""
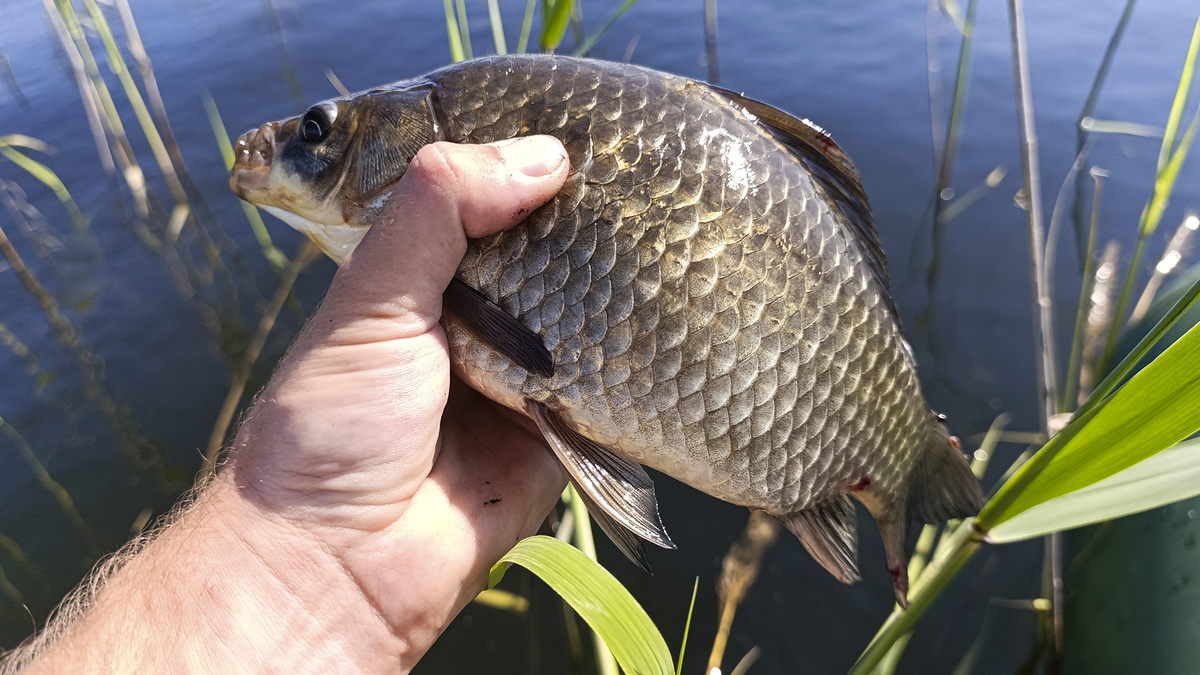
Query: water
1 0 1197 671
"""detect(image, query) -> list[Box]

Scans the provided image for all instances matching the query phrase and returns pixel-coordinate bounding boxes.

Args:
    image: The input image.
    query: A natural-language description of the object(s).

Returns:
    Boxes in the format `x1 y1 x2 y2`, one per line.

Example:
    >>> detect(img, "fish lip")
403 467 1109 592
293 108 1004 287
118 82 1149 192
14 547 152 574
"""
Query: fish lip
229 122 278 198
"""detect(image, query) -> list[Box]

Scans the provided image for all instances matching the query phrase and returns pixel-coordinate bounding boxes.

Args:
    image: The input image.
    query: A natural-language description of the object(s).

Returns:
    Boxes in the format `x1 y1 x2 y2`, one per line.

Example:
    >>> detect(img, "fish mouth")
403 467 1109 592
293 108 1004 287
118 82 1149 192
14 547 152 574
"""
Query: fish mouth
230 122 278 199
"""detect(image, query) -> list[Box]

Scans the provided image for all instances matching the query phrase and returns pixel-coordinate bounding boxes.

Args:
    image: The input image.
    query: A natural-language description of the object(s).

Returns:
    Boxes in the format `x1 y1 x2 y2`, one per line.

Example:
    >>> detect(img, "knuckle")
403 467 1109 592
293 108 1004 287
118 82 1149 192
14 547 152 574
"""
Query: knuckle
408 142 469 196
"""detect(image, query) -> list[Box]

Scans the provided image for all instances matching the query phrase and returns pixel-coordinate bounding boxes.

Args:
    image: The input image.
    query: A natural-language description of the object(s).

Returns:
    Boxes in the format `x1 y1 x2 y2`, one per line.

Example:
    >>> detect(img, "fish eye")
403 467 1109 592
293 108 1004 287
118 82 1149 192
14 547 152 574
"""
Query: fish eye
298 102 337 143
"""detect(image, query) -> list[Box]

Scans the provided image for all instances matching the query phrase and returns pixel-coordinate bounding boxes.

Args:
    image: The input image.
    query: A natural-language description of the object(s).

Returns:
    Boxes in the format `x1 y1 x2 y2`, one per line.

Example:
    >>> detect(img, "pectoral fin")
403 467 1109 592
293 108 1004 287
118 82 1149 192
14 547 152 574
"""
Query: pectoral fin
778 496 860 584
573 482 652 572
527 400 675 551
443 278 554 377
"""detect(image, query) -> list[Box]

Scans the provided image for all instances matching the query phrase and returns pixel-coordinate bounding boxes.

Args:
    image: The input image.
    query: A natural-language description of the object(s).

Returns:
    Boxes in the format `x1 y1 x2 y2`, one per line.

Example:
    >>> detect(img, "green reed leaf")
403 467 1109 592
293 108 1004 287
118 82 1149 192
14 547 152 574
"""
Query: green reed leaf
989 437 1200 542
540 0 574 52
989 319 1200 526
489 535 673 675
443 0 466 62
0 144 85 231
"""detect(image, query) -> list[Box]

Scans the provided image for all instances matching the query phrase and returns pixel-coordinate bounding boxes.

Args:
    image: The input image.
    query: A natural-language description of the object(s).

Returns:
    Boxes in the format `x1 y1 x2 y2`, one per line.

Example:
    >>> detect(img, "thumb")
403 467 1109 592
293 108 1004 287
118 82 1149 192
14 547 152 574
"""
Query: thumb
318 136 569 339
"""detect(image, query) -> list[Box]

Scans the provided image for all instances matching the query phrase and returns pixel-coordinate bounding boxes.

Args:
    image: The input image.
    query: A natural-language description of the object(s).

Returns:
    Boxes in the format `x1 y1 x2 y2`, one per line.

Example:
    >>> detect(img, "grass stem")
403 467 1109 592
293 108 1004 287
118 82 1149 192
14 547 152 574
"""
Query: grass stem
1007 0 1057 436
1060 169 1107 410
1102 14 1200 366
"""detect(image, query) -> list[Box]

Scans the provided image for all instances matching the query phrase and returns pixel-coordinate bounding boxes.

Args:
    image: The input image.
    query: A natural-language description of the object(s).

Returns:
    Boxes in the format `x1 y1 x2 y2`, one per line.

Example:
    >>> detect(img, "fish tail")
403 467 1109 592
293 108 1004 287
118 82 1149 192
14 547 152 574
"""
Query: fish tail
906 423 984 523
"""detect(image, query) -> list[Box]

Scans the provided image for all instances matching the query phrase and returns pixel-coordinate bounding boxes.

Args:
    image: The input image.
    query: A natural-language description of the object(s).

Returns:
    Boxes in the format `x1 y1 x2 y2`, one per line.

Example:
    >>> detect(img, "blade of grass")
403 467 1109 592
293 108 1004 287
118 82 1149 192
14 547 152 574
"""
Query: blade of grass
517 0 537 54
571 0 639 58
989 437 1200 542
203 93 288 271
852 521 982 674
473 588 529 612
540 0 574 53
0 320 52 392
489 536 673 675
1070 0 1137 265
0 52 30 109
981 271 1200 529
257 0 305 106
568 0 585 51
1158 15 1200 170
1044 136 1096 313
487 0 508 55
0 144 85 231
1060 169 1107 410
113 0 188 183
0 560 25 610
1008 0 1056 435
992 320 1200 522
0 531 42 581
1080 118 1161 137
1132 212 1200 322
564 484 619 675
0 417 100 557
919 0 978 353
443 0 466 62
455 0 473 60
79 0 187 207
704 0 719 84
937 165 1006 224
1102 15 1200 365
676 577 699 675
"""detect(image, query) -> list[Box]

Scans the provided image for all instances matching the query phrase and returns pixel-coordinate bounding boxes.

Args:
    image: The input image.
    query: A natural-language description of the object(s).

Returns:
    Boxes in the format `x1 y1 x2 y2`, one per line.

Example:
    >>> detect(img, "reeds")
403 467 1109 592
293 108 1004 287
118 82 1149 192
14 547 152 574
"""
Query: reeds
855 9 1200 672
0 0 325 638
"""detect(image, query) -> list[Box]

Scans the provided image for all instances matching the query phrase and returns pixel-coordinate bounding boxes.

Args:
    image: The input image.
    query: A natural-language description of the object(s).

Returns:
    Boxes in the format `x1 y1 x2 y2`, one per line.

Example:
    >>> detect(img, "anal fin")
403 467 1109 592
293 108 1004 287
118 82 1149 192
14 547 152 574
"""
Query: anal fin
526 400 675 551
778 496 860 584
443 278 554 377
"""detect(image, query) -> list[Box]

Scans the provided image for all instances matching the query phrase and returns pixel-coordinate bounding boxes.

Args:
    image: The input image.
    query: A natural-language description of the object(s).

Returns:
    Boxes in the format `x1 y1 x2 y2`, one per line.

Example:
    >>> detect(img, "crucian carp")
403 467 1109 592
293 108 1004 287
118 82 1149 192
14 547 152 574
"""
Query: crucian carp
230 54 983 606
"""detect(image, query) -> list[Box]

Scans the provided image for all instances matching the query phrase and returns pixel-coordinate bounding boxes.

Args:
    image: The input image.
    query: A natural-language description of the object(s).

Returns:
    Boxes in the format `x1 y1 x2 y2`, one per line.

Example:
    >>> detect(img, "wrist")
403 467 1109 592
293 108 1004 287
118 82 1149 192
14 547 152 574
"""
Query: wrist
198 474 410 671
24 472 406 675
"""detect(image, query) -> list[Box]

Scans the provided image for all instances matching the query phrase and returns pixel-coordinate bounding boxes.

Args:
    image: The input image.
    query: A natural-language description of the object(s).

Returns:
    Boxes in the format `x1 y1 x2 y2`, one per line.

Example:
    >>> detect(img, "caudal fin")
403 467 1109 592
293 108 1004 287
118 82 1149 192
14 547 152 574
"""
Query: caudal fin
907 432 984 523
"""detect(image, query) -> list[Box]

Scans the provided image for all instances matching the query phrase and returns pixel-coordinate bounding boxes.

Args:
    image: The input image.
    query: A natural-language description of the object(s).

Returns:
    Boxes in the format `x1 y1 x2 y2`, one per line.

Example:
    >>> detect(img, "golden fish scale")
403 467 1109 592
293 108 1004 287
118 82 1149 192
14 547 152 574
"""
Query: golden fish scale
435 56 932 516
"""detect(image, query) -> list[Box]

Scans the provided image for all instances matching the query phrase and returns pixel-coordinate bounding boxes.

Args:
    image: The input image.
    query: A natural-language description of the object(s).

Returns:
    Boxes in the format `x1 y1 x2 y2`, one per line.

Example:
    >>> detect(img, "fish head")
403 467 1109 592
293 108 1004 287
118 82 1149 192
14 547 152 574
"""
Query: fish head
230 82 439 263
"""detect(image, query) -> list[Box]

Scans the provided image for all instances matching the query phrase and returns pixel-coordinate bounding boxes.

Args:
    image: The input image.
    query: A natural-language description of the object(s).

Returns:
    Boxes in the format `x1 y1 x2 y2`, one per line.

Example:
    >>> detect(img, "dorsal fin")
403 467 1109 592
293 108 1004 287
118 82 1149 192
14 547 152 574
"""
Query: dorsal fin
708 85 900 323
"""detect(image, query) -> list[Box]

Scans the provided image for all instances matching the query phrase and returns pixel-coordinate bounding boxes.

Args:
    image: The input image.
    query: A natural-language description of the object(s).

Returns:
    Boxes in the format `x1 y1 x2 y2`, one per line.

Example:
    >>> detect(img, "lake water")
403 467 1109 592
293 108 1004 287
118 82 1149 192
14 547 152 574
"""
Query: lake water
1 0 1197 672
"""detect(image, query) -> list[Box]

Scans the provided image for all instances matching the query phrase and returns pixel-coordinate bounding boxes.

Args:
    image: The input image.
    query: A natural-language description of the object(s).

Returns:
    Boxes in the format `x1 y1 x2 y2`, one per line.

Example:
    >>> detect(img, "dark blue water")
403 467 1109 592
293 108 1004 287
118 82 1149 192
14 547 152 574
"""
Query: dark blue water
1 0 1197 672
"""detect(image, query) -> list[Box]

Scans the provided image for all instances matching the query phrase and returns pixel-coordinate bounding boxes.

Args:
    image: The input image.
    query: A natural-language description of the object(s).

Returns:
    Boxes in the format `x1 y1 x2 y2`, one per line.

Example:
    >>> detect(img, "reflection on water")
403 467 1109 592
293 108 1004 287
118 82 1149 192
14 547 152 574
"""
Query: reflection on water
0 0 1197 671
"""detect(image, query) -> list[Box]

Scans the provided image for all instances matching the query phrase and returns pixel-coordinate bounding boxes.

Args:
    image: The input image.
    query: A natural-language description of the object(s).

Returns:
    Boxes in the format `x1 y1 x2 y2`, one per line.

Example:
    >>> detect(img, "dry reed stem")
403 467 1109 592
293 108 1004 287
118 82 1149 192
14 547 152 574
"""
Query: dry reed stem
201 241 320 474
706 510 779 673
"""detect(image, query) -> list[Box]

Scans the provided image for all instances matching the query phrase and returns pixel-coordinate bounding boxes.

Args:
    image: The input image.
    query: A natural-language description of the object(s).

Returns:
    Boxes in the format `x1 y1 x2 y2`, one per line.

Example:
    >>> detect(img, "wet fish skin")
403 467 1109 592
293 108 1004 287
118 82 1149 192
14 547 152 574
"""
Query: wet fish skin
230 54 983 604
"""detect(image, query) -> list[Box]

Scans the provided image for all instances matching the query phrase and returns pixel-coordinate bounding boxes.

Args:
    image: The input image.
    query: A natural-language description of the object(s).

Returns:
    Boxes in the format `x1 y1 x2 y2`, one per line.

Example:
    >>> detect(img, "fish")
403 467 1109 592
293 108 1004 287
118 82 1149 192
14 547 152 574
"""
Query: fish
230 54 983 606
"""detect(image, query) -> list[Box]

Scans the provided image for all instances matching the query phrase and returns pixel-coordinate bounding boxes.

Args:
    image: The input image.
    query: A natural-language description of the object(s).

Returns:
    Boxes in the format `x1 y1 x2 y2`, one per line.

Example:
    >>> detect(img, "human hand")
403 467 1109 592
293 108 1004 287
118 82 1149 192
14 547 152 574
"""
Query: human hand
10 136 571 675
228 135 572 666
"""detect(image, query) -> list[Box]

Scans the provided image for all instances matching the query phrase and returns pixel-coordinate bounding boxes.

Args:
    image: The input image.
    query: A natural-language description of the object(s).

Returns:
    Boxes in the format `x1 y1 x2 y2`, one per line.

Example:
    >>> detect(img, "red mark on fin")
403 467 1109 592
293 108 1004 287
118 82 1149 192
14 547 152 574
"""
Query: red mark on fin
849 476 872 492
889 561 909 608
949 436 962 451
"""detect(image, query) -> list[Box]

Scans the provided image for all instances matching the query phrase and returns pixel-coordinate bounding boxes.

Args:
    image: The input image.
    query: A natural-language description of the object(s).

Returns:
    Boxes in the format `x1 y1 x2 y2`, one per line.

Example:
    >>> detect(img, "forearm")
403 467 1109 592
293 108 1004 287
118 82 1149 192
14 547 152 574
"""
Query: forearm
8 474 404 675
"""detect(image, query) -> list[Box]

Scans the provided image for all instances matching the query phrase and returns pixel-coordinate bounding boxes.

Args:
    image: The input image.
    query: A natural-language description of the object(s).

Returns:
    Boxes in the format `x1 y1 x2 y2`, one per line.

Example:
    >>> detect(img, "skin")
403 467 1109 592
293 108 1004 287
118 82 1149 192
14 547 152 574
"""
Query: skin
8 136 571 675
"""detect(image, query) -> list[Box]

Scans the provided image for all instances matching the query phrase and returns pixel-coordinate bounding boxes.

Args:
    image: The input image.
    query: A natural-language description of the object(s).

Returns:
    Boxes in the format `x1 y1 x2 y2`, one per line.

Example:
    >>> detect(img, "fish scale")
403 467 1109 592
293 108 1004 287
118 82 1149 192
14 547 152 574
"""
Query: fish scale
230 54 983 602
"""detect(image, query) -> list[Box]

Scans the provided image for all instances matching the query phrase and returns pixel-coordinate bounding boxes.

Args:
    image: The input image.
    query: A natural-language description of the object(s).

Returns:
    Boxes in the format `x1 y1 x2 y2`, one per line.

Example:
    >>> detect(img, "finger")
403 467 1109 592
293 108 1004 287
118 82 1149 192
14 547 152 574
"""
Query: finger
320 136 569 337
